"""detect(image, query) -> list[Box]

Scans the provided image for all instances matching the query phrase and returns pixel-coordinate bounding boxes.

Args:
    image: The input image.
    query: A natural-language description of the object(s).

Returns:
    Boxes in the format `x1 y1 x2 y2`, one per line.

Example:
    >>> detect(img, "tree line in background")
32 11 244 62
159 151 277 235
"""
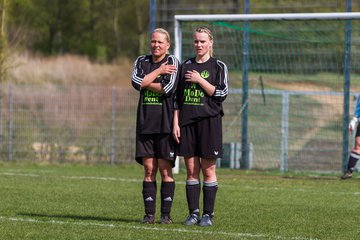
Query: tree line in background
1 0 149 63
0 0 353 63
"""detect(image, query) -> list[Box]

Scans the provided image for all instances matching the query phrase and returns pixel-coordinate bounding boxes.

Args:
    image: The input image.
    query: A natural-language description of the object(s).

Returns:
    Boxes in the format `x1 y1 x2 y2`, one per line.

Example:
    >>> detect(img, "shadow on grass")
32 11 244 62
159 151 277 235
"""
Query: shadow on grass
17 212 139 224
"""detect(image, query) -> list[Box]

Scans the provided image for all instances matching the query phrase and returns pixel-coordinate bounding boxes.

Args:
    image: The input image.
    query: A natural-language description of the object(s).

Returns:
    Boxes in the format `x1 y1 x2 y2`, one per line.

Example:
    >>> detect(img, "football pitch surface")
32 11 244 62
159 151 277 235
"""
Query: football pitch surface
0 163 359 240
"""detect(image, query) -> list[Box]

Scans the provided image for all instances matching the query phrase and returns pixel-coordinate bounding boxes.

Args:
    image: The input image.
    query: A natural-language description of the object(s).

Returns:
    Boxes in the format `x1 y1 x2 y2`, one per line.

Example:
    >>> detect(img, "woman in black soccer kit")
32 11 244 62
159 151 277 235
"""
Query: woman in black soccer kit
132 28 179 224
173 27 228 227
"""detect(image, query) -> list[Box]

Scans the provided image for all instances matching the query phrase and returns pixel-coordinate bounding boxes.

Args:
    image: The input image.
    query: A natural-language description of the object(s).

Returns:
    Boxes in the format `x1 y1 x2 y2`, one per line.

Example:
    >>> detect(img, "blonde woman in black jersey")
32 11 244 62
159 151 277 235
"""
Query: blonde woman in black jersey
132 28 179 224
173 27 228 227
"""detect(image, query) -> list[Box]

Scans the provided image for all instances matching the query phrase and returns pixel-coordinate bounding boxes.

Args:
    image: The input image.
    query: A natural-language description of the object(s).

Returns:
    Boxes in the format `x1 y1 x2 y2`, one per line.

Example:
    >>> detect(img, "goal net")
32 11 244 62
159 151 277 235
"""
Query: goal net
174 13 360 172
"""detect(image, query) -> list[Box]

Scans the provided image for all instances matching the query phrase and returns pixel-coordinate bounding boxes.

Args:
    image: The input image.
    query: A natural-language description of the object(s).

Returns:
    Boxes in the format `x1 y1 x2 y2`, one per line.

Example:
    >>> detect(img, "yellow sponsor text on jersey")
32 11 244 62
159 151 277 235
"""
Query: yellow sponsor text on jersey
143 89 162 105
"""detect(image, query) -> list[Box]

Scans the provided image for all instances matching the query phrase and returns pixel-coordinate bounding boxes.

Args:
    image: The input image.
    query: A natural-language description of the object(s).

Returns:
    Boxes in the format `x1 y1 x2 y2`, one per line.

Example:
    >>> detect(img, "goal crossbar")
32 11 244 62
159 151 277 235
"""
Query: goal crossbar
174 12 360 61
175 12 360 22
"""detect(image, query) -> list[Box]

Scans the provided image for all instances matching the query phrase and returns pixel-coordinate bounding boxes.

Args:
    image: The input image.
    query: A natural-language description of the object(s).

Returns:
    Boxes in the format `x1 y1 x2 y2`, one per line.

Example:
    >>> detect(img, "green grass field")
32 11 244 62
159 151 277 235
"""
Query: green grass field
0 162 360 240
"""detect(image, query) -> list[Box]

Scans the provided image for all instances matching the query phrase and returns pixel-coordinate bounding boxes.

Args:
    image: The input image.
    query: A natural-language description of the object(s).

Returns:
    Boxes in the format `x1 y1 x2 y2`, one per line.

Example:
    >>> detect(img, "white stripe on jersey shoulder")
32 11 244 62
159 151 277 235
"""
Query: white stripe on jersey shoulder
132 55 147 85
216 59 227 69
136 55 146 62
163 55 178 94
214 59 229 97
167 55 179 66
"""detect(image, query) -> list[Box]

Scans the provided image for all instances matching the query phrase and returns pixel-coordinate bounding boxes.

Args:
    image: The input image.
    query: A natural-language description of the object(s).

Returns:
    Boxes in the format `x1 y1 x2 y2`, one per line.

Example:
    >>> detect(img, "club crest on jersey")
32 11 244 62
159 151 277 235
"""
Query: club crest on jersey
201 70 210 79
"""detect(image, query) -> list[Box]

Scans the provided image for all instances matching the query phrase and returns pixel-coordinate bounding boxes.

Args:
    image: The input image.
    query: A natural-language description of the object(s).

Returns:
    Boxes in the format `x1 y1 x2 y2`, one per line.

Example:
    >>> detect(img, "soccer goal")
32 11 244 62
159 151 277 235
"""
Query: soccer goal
173 12 360 173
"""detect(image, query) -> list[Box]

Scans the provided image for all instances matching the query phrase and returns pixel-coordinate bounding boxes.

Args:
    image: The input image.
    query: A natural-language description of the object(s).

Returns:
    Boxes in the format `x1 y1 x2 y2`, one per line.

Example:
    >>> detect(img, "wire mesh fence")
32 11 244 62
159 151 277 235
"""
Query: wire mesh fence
0 85 137 164
0 83 355 173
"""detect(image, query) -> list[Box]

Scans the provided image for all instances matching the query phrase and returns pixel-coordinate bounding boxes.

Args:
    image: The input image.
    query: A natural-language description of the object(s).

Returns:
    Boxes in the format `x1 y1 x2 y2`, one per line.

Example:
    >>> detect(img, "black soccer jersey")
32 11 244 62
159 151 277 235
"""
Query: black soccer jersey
175 57 228 127
132 54 179 134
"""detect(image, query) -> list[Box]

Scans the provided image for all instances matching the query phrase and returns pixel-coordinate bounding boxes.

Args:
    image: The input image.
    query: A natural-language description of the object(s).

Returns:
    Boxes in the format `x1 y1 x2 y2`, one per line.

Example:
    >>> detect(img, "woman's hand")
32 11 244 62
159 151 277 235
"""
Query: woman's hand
185 70 202 83
173 110 180 144
173 124 180 144
184 70 216 96
158 61 177 75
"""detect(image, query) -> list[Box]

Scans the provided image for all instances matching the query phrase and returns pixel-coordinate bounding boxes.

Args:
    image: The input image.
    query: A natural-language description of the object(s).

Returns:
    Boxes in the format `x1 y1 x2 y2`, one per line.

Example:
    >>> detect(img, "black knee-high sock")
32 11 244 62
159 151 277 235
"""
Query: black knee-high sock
161 181 175 217
203 181 218 216
348 151 360 172
186 180 200 215
142 181 157 215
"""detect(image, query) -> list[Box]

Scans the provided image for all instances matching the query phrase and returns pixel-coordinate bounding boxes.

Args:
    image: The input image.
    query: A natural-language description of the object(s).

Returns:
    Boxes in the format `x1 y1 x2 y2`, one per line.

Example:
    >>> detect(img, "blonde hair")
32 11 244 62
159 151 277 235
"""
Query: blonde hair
194 26 214 57
152 28 171 54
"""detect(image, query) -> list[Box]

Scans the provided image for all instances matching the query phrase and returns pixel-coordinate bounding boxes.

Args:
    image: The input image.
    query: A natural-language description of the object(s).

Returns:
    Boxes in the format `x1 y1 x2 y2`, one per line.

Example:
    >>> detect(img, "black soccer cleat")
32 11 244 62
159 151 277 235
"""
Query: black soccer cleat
160 215 172 224
183 214 200 226
198 214 213 227
142 214 155 224
341 171 352 180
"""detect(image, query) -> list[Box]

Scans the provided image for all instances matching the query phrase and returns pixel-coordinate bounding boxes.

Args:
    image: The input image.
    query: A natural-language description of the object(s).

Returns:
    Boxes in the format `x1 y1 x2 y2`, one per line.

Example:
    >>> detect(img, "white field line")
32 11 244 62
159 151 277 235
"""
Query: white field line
0 215 319 240
0 172 40 177
1 172 360 196
0 172 140 183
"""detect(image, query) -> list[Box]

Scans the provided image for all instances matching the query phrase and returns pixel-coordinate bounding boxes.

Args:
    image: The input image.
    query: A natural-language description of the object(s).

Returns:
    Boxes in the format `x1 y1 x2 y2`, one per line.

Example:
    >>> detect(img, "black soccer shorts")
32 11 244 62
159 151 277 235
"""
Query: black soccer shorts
135 133 176 167
177 115 223 158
